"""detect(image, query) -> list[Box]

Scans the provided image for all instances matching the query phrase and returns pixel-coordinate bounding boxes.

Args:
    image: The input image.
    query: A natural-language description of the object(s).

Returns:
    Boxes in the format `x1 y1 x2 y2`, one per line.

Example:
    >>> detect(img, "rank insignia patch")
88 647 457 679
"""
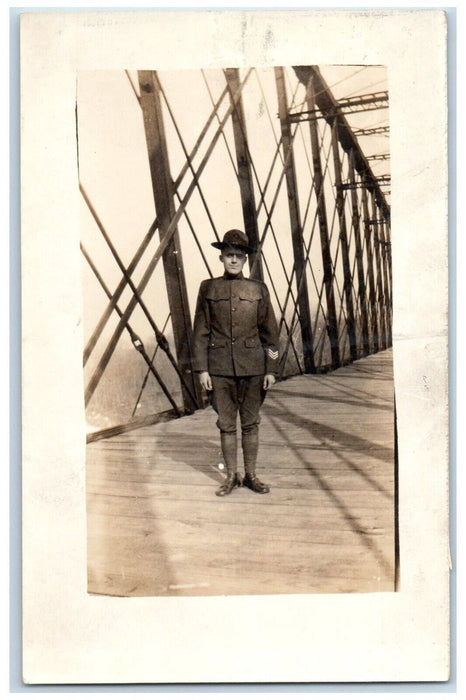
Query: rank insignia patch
267 348 279 360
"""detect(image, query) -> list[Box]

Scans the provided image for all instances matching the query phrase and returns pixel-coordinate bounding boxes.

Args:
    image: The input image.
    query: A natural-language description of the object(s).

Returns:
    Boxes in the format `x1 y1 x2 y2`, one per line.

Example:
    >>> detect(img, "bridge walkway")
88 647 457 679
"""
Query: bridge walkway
86 348 395 597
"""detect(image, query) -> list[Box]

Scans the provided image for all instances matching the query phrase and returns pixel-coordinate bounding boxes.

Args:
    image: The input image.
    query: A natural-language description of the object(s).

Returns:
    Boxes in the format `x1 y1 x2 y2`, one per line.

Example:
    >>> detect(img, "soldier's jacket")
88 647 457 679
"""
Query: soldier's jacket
193 273 280 377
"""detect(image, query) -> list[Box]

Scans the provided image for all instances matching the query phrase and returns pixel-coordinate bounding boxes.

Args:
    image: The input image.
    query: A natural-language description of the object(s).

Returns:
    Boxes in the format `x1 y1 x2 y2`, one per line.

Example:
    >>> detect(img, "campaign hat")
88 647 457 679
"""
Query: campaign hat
211 229 255 254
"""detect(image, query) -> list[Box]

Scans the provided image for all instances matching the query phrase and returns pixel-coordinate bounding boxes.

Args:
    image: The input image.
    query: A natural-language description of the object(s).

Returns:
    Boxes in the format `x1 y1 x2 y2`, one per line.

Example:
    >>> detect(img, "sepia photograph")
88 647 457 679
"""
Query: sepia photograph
78 65 395 598
20 9 449 684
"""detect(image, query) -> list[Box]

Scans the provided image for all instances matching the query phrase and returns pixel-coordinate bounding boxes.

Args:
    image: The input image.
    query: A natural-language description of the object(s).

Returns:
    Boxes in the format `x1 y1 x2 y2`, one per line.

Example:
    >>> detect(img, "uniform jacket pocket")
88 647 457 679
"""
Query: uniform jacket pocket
239 290 262 303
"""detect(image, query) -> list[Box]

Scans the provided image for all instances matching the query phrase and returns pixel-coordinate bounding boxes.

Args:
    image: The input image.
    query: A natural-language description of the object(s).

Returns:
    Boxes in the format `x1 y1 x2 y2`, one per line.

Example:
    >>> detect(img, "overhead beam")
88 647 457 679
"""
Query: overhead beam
290 90 389 121
353 126 390 137
367 153 390 161
293 66 390 219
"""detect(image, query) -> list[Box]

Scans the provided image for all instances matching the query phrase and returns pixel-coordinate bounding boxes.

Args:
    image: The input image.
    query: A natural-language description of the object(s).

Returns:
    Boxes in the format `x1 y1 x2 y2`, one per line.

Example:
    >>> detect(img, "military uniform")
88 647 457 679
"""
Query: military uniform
193 230 279 497
192 273 279 379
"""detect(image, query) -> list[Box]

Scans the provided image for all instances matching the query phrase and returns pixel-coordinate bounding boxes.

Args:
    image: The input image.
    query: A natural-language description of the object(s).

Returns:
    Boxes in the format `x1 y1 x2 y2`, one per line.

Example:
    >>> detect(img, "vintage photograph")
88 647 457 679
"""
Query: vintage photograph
78 65 395 598
20 9 450 684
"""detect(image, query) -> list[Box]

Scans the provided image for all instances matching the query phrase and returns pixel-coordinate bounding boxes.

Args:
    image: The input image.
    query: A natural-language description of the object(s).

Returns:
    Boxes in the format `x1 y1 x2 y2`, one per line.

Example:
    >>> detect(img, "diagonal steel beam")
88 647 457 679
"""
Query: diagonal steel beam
84 69 254 405
81 243 182 417
84 76 232 365
280 118 337 375
224 67 263 280
156 72 221 244
80 185 202 410
138 69 203 413
306 74 340 369
275 66 315 373
83 214 159 366
131 313 171 417
279 114 333 371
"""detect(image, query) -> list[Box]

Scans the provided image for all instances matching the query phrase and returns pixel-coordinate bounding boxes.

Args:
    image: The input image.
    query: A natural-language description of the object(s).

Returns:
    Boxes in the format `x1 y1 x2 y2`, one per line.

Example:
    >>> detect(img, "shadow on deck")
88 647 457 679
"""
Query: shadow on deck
86 349 395 597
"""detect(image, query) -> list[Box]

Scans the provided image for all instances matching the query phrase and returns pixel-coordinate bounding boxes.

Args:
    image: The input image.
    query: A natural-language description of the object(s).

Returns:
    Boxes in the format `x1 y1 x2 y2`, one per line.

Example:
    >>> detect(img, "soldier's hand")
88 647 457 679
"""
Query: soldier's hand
199 371 213 392
263 374 276 390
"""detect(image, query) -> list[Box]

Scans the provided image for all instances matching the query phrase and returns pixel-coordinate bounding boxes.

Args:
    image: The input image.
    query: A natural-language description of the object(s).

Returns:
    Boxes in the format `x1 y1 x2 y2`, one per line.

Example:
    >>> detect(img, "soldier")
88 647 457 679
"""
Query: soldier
193 229 280 497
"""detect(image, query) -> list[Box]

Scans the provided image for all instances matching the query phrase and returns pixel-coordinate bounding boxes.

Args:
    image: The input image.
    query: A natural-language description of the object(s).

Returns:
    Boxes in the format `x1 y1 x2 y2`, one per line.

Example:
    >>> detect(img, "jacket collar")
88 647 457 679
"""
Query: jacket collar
222 271 245 281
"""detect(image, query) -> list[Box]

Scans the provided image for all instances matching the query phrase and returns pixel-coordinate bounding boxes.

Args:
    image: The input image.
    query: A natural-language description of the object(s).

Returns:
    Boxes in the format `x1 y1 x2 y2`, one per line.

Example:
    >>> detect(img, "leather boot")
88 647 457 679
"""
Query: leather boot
242 473 270 494
242 429 258 470
216 433 240 497
242 430 270 494
216 472 241 497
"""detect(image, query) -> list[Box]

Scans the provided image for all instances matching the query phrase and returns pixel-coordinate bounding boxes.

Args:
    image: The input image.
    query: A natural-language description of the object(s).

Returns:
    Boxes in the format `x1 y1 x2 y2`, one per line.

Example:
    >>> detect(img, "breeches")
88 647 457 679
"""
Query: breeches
210 375 266 435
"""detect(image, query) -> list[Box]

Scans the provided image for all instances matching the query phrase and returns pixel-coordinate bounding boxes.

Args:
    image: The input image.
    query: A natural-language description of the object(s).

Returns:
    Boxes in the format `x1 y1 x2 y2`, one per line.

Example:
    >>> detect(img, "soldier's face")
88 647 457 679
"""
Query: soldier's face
220 248 247 276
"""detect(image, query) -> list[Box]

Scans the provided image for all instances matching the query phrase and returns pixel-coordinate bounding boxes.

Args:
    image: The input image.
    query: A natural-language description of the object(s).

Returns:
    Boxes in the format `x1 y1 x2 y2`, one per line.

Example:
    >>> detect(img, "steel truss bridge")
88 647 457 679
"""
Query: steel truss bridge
78 65 392 442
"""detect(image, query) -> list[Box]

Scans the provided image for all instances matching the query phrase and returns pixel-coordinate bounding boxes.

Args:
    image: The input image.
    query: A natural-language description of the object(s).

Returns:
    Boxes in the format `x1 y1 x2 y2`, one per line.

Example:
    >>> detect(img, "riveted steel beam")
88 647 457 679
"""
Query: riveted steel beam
375 201 392 347
360 181 379 352
306 74 340 369
331 120 358 361
85 70 254 406
348 149 371 356
275 66 315 373
367 153 390 162
81 242 182 417
138 70 202 413
353 126 390 137
290 90 389 122
224 68 263 281
370 189 387 350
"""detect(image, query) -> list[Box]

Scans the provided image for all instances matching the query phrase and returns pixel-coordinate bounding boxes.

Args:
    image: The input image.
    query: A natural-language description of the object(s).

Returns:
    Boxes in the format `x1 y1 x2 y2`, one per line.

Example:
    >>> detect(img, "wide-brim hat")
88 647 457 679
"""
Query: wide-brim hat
211 229 255 254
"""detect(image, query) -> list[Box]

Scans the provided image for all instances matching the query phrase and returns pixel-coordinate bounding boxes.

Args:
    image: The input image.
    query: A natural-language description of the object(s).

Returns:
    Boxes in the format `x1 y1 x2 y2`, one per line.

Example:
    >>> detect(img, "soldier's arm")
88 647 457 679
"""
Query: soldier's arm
192 281 211 375
258 284 280 376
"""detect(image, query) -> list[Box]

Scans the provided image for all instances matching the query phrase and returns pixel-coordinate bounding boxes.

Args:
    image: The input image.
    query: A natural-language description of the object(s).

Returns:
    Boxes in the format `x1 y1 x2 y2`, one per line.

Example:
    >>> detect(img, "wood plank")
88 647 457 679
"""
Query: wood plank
87 484 394 511
87 513 390 546
86 349 396 596
86 476 394 498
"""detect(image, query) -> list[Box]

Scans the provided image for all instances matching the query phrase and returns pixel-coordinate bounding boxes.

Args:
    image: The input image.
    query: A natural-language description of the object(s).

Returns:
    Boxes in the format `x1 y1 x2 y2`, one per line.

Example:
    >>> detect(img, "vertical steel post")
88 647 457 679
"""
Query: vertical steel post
138 70 202 413
275 67 315 373
371 192 387 350
360 179 379 352
306 76 340 369
384 214 393 300
349 156 372 356
384 213 393 337
224 68 263 281
378 209 393 347
331 120 358 361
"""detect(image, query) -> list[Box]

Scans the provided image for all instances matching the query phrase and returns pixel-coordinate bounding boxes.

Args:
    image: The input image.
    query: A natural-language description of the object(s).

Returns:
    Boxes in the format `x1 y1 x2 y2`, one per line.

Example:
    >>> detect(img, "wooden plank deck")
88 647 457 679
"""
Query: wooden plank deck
86 348 395 597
